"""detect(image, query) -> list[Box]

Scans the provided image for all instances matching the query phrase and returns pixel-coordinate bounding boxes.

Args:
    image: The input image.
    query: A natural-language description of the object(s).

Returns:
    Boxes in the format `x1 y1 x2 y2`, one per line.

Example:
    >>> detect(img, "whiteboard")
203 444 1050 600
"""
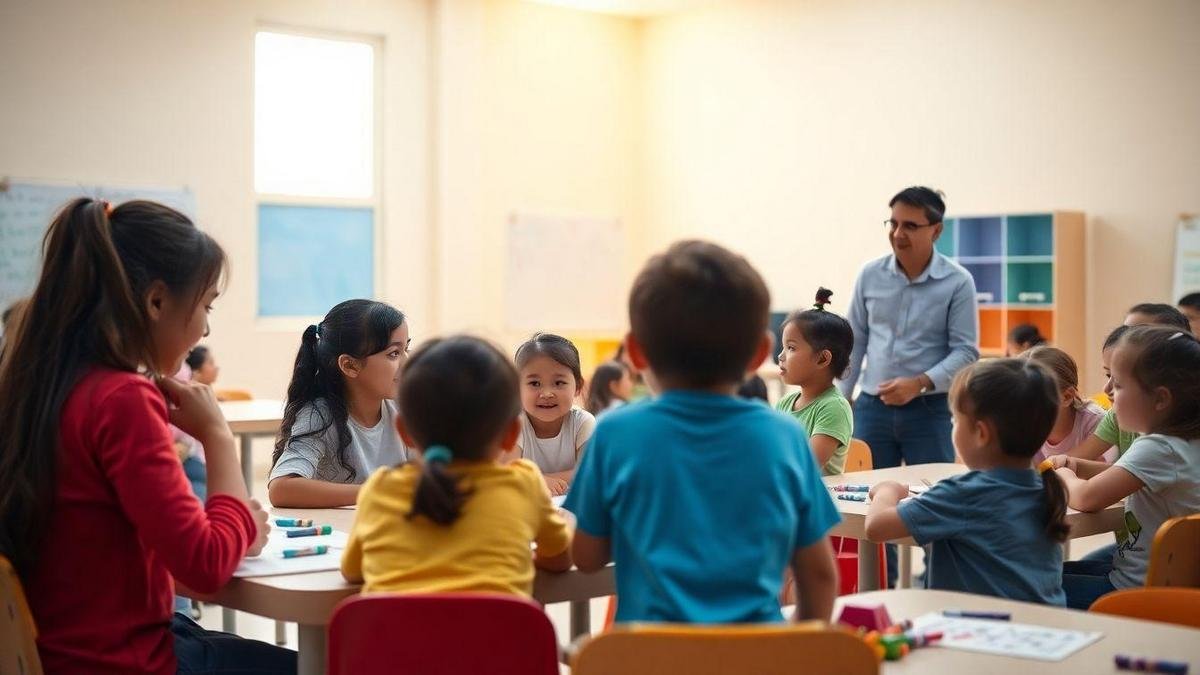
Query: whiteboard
0 179 195 309
1173 215 1200 302
506 212 624 332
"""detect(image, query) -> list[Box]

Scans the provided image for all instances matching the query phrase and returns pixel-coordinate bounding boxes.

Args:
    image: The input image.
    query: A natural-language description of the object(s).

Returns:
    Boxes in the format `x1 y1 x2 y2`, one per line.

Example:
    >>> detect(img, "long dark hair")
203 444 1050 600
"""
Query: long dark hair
950 359 1069 542
401 336 522 525
585 360 628 415
784 287 854 378
0 198 225 579
273 299 405 482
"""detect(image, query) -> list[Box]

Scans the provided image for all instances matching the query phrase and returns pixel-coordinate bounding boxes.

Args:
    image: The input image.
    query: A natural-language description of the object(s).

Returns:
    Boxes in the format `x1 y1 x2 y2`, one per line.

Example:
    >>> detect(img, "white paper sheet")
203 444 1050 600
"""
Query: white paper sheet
234 527 349 578
909 612 1102 661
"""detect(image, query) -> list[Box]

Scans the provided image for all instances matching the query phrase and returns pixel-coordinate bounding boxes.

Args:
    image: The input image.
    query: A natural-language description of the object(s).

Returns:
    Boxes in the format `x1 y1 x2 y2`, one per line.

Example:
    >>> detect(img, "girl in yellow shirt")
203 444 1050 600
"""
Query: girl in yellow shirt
341 335 573 596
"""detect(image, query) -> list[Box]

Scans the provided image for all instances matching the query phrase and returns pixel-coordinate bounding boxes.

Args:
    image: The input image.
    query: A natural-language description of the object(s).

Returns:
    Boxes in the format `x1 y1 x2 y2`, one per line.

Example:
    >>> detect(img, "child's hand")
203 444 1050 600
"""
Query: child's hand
868 481 909 501
245 498 270 557
156 377 234 448
1049 455 1075 472
545 476 569 496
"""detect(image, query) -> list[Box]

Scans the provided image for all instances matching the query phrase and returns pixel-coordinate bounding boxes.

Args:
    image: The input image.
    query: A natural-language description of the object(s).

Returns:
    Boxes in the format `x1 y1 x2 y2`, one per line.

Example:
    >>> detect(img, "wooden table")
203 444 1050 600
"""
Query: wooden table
836 589 1200 673
185 506 614 675
219 399 285 488
823 464 1125 592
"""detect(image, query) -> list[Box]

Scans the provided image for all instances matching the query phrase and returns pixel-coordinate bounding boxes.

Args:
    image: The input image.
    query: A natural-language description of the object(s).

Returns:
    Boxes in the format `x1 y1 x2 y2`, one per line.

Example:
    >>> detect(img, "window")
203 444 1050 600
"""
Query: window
254 29 379 318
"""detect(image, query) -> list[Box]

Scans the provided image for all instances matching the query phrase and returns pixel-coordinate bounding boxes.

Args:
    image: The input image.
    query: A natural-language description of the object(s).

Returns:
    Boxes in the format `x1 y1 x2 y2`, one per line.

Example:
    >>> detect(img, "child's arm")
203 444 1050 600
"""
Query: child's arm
340 528 364 583
543 472 572 495
535 509 574 573
1054 465 1144 513
571 530 611 573
268 476 360 508
1048 454 1110 479
808 434 839 470
790 537 837 622
864 481 912 541
1069 432 1116 461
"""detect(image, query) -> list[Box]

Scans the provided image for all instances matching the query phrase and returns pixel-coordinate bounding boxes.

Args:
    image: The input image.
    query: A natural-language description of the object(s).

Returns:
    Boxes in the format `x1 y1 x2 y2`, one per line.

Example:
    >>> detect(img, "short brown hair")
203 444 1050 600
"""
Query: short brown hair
628 240 770 388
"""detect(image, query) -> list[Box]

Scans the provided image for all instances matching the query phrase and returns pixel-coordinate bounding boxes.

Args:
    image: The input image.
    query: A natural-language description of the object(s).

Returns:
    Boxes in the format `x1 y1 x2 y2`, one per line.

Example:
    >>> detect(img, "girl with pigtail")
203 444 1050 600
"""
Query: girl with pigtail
775 287 856 475
341 335 572 596
268 299 412 508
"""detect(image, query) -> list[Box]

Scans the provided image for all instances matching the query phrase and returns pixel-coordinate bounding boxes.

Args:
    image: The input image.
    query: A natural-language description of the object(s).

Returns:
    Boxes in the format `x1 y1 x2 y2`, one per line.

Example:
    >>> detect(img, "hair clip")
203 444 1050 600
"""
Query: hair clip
1169 331 1186 341
423 445 453 465
310 324 322 340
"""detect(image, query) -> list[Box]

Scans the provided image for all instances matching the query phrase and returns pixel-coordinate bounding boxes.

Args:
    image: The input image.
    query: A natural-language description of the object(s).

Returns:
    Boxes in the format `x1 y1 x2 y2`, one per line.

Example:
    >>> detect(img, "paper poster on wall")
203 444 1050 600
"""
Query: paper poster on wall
506 212 624 332
1173 215 1200 302
0 178 195 310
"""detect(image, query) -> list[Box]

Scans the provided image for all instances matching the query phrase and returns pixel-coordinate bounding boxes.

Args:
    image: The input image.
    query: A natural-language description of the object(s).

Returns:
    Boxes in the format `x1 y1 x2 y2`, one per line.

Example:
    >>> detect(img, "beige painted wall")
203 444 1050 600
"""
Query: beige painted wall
640 0 1200 392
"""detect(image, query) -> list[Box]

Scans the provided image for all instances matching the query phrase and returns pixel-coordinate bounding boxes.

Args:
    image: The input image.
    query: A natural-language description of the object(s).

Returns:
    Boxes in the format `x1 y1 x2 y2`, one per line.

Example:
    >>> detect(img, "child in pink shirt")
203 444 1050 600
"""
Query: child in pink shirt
1024 346 1115 463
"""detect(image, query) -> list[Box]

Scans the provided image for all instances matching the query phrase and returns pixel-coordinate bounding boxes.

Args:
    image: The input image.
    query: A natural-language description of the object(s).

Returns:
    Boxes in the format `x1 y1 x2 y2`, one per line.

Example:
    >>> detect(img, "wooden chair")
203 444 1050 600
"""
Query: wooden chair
1090 588 1200 629
1146 513 1200 587
215 388 252 402
0 555 42 675
845 438 873 472
572 623 878 675
327 593 559 675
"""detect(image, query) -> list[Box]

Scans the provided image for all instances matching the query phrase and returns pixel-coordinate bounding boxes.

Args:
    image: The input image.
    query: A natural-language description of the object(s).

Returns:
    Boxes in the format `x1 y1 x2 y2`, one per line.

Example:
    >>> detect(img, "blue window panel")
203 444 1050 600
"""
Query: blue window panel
258 204 374 316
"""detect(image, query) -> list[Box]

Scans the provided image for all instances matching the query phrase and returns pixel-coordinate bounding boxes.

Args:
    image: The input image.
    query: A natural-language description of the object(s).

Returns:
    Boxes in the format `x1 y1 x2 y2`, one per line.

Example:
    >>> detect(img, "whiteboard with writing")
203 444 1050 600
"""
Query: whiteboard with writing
506 212 624 331
0 179 195 309
1173 215 1200 302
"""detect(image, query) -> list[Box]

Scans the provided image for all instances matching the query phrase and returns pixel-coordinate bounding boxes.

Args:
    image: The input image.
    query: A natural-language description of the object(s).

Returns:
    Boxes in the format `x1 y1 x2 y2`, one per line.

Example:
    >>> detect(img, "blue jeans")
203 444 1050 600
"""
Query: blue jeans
177 457 209 612
853 393 955 586
1062 559 1116 610
174 612 296 674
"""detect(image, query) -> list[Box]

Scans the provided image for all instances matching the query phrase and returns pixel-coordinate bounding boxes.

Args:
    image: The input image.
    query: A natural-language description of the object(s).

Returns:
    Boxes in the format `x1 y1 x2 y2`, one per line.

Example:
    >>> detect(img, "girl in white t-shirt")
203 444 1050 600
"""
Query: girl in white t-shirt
1023 346 1115 464
1052 327 1200 609
509 333 596 495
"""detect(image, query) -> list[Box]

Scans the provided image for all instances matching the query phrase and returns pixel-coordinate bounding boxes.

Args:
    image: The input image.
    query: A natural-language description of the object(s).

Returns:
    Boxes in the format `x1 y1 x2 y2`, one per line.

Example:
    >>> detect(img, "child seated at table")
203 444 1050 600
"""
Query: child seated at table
340 335 572 596
565 240 840 624
865 358 1068 605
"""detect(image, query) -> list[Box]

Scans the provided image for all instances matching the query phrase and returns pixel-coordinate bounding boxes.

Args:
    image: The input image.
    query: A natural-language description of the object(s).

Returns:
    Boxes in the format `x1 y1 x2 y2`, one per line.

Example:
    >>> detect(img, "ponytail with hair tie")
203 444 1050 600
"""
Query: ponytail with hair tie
813 287 833 311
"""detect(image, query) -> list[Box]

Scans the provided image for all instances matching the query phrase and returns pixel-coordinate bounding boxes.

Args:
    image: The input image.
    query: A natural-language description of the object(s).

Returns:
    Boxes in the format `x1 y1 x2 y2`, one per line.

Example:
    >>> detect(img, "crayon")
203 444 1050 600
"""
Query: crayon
285 525 333 538
905 631 943 648
836 493 868 502
282 545 329 559
1114 655 1189 674
830 484 871 492
942 610 1011 621
275 518 314 527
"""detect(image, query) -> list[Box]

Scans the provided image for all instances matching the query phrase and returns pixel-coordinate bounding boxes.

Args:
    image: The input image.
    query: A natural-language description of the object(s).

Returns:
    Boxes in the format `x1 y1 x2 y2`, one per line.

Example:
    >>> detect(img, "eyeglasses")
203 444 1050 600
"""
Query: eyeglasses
884 219 940 233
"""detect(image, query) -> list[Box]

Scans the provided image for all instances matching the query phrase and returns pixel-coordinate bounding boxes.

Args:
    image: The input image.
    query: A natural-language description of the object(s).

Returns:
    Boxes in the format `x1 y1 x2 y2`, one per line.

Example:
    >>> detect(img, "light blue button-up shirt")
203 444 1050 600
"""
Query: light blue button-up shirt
839 252 979 398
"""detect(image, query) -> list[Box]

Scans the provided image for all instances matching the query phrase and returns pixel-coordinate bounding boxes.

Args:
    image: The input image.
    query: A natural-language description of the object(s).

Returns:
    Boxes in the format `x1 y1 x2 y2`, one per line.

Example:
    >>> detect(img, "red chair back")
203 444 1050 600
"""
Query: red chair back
328 593 560 675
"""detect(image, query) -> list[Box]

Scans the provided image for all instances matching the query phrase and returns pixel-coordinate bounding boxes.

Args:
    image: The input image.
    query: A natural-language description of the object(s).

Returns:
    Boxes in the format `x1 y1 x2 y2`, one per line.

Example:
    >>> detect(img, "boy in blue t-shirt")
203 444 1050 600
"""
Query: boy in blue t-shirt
564 241 841 623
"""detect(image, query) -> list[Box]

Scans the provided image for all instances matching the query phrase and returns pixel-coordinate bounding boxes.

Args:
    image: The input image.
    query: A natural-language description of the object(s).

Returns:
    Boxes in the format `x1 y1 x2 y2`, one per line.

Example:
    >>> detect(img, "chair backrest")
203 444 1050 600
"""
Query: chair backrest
215 388 253 402
327 593 559 675
572 623 878 675
1146 513 1200 587
0 555 42 675
845 439 873 473
1090 588 1200 629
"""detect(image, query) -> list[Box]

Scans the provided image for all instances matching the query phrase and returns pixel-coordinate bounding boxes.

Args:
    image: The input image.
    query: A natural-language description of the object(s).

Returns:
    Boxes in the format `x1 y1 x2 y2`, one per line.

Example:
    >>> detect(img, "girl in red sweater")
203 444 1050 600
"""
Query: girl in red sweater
0 198 295 674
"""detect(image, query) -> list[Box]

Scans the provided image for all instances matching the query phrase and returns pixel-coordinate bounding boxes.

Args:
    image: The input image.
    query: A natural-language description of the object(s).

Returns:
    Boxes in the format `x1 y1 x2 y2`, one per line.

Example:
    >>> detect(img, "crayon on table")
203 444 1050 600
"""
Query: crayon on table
830 484 871 493
942 610 1011 620
282 545 329 559
1114 654 1189 674
285 525 333 538
836 493 868 502
275 518 314 527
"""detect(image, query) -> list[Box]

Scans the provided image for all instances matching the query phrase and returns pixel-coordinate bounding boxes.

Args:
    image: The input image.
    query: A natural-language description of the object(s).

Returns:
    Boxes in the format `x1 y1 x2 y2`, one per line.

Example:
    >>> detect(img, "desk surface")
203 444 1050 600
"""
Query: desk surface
219 399 285 435
839 589 1200 673
823 463 1124 542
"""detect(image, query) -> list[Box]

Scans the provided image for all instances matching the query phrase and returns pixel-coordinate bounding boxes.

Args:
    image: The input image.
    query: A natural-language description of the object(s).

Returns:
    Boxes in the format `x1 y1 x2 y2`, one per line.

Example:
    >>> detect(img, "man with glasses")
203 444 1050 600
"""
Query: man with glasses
840 186 979 585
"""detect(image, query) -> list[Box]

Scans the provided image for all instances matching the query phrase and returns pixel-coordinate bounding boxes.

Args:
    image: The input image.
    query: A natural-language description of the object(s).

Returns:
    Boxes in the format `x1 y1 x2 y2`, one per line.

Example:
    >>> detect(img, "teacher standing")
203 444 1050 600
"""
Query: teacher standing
840 186 979 469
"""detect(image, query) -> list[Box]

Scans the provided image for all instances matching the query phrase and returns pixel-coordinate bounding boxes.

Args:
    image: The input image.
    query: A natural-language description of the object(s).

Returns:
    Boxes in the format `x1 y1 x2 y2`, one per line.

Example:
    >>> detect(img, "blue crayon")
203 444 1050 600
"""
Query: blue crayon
275 518 313 527
286 525 333 538
942 610 1011 621
1115 655 1189 674
282 545 329 559
836 493 867 502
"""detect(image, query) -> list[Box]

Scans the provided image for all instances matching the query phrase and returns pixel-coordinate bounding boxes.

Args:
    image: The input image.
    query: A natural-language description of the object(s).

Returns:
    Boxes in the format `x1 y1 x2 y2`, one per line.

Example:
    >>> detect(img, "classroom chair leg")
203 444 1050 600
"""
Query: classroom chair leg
222 607 236 633
1062 540 1071 560
570 599 591 641
899 546 912 589
275 620 287 645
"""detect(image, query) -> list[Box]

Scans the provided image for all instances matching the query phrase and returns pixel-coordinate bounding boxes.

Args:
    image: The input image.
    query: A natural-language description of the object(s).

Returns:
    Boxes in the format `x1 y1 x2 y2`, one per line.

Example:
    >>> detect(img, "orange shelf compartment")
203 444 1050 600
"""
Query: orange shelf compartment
978 308 1004 353
1006 308 1055 343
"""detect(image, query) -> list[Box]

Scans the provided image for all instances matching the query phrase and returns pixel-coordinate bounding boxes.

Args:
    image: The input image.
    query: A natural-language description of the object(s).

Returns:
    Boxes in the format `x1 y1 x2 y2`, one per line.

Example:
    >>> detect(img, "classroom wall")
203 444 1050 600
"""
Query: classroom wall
0 0 640 396
639 0 1200 392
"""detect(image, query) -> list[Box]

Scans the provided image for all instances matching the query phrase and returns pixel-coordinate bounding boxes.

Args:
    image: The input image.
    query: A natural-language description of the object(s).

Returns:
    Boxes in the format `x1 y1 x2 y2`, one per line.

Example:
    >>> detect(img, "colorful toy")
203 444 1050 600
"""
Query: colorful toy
836 602 893 631
858 623 943 662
